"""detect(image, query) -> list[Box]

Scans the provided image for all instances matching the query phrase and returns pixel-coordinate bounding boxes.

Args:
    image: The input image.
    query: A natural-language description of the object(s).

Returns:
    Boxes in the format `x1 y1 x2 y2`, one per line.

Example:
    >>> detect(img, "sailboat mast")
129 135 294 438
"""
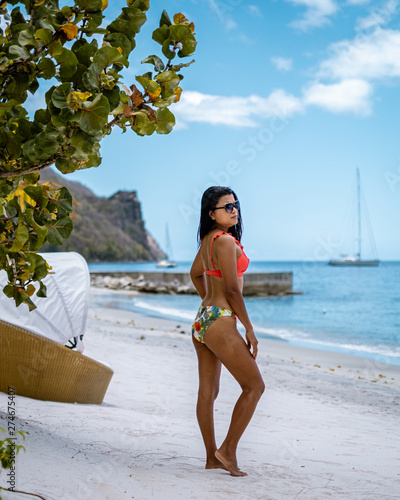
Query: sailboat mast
357 167 362 259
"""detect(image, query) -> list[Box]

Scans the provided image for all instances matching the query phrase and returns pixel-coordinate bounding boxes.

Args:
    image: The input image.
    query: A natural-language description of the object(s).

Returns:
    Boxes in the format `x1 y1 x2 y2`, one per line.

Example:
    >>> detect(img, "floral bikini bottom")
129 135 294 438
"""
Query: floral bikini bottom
192 305 237 344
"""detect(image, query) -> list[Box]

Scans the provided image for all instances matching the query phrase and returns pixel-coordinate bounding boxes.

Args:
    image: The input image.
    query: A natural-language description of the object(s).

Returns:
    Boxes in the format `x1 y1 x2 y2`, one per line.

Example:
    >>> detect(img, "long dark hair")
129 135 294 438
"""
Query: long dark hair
197 186 243 246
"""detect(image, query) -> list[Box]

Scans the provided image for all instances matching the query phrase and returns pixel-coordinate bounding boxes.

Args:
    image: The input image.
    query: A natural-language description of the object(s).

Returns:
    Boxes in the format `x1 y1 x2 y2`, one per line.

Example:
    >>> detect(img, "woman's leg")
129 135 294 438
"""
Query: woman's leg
203 317 265 477
192 335 226 469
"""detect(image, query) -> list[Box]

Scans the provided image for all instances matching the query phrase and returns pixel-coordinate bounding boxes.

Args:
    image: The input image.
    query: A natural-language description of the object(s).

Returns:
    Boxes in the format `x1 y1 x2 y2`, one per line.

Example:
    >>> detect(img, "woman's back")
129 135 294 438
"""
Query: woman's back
200 230 246 309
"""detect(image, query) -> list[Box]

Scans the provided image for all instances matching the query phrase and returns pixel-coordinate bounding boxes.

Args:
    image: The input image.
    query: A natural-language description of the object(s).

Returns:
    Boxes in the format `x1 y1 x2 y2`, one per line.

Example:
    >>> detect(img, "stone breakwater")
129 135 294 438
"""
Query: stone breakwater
90 271 303 297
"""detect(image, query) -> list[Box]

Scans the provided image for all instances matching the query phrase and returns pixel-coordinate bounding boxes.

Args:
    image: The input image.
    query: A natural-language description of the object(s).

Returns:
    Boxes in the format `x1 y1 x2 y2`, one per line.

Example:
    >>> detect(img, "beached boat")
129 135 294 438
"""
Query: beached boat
329 168 380 267
156 224 177 268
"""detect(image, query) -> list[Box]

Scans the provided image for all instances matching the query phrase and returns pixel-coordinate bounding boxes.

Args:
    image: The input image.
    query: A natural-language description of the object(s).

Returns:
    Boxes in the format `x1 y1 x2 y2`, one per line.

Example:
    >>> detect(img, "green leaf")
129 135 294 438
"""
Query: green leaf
127 0 149 10
37 281 47 298
93 46 128 71
9 220 29 252
51 82 72 109
24 185 45 205
162 39 175 60
46 216 73 245
74 40 98 66
8 44 30 60
32 253 48 281
3 284 15 299
0 100 19 118
171 59 195 71
55 48 79 80
179 36 197 57
104 32 133 58
34 28 53 45
141 55 164 72
37 57 56 79
82 63 101 92
56 187 73 214
75 0 103 13
55 157 79 174
74 94 110 132
132 112 156 136
47 39 63 56
152 25 169 45
156 70 181 98
159 9 171 27
107 8 146 37
156 107 175 134
18 28 35 47
25 208 48 251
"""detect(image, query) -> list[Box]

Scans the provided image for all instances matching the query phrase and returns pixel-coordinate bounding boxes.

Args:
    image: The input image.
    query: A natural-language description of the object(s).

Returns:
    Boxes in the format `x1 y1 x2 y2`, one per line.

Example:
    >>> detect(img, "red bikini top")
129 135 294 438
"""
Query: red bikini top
204 231 250 278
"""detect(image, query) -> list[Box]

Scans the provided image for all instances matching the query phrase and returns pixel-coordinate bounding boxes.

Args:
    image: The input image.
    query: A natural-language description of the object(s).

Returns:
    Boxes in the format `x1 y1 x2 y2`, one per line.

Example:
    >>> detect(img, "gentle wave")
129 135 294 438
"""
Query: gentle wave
132 299 196 322
132 299 400 359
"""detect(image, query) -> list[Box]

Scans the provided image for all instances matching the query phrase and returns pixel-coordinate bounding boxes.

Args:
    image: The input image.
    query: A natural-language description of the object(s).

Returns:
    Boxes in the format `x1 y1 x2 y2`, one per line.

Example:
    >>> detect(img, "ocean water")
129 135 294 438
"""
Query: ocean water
89 261 400 366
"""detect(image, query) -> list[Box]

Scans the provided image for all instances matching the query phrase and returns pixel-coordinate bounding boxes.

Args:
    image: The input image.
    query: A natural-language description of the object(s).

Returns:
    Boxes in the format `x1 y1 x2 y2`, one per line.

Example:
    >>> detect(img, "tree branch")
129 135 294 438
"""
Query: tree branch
0 158 57 179
104 113 123 131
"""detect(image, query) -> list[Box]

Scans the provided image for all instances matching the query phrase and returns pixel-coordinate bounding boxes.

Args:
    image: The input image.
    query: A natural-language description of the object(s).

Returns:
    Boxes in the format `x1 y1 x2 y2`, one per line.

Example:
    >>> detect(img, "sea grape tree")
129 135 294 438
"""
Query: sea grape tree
0 0 196 309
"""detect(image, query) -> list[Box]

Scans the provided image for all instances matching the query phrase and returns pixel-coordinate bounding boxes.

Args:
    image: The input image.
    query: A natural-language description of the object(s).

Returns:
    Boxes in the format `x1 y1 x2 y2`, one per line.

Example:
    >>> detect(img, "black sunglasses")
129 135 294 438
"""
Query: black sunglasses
214 200 240 213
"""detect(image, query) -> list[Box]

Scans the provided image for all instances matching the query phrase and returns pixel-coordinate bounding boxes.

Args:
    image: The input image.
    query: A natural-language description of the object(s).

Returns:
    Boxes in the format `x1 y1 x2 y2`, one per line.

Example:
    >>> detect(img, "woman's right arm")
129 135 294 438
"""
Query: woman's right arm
215 236 259 359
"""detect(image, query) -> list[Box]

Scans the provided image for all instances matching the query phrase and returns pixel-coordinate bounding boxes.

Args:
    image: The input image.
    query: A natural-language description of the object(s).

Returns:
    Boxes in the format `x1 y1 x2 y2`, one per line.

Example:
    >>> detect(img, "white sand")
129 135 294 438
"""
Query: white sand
1 300 400 500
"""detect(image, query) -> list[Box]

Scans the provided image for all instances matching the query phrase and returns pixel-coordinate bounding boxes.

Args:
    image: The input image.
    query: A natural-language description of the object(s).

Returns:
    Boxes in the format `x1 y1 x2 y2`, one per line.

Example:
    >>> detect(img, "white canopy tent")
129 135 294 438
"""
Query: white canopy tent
0 252 90 353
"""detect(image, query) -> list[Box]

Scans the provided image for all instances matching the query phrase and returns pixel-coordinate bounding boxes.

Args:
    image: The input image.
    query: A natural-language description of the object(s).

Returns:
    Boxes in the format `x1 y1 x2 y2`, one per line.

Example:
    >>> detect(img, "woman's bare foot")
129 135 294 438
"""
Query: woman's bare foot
205 456 228 470
215 448 248 477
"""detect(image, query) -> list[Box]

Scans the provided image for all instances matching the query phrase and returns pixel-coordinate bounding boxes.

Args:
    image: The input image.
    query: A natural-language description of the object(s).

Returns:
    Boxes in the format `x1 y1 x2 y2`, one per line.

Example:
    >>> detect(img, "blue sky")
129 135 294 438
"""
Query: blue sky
53 0 400 261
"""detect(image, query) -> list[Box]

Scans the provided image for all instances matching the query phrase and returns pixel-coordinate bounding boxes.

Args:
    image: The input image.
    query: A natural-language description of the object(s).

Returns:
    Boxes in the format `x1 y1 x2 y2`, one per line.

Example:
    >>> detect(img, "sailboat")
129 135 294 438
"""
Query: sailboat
328 168 380 267
156 224 177 268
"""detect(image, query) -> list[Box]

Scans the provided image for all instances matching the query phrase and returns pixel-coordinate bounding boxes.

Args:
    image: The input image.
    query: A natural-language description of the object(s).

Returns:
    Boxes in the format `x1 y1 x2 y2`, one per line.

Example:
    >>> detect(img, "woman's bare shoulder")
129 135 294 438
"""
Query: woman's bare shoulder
212 232 236 250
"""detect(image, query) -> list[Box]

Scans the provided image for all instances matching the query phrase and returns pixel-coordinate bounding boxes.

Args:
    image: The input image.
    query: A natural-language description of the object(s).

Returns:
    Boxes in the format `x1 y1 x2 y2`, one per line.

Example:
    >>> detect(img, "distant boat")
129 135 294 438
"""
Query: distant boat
156 224 177 268
329 168 380 267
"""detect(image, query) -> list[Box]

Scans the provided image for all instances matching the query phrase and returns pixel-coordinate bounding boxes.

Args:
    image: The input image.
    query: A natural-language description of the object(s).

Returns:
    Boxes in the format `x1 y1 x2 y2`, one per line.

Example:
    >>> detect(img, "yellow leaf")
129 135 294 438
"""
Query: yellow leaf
116 46 123 54
67 91 91 111
59 23 78 41
148 86 161 100
0 2 7 8
27 284 36 297
174 86 182 103
101 0 108 11
173 13 188 25
34 0 45 6
5 187 36 213
188 22 195 33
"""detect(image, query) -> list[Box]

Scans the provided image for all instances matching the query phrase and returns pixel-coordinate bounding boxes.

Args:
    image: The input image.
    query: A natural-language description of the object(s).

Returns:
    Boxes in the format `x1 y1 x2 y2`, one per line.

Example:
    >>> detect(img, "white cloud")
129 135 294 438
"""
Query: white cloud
318 28 400 81
271 57 293 71
174 90 304 128
173 78 374 129
303 79 373 115
286 0 338 31
355 0 398 31
248 5 263 17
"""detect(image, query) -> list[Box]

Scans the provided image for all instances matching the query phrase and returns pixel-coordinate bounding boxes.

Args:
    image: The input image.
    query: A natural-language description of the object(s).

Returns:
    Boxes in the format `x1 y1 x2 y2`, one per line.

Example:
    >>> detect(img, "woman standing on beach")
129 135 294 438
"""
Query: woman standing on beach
190 186 265 477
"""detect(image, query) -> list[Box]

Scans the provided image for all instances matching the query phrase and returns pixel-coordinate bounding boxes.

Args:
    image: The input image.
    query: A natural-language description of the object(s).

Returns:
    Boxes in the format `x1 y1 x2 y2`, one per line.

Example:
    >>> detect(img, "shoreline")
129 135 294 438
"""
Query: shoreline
90 286 400 368
1 305 399 499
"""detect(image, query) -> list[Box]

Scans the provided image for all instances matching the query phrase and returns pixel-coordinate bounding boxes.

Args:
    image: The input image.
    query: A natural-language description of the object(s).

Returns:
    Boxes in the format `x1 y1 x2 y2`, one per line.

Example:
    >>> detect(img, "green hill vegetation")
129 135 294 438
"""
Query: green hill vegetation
41 170 165 263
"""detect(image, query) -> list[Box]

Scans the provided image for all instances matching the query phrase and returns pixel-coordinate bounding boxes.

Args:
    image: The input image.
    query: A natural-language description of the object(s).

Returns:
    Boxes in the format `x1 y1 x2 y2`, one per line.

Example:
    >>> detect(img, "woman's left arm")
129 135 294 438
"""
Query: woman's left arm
190 248 206 299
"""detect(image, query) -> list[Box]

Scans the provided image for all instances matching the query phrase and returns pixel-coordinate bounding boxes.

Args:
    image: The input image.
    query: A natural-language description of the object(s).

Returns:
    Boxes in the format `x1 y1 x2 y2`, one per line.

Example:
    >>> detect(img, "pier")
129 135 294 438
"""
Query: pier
90 271 301 296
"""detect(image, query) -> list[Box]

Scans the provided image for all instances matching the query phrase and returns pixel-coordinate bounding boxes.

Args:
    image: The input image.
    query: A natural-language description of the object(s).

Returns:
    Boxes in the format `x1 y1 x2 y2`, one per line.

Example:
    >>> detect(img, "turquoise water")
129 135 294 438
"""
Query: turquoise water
90 261 400 366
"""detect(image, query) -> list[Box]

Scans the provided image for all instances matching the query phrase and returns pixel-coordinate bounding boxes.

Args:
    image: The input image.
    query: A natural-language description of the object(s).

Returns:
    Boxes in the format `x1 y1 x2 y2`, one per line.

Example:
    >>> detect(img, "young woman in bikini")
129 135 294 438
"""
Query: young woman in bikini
190 186 265 477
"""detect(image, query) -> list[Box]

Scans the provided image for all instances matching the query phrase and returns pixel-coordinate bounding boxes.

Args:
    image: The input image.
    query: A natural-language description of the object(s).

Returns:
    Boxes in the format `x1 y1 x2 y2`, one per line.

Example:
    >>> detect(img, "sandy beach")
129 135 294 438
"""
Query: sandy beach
1 290 400 500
